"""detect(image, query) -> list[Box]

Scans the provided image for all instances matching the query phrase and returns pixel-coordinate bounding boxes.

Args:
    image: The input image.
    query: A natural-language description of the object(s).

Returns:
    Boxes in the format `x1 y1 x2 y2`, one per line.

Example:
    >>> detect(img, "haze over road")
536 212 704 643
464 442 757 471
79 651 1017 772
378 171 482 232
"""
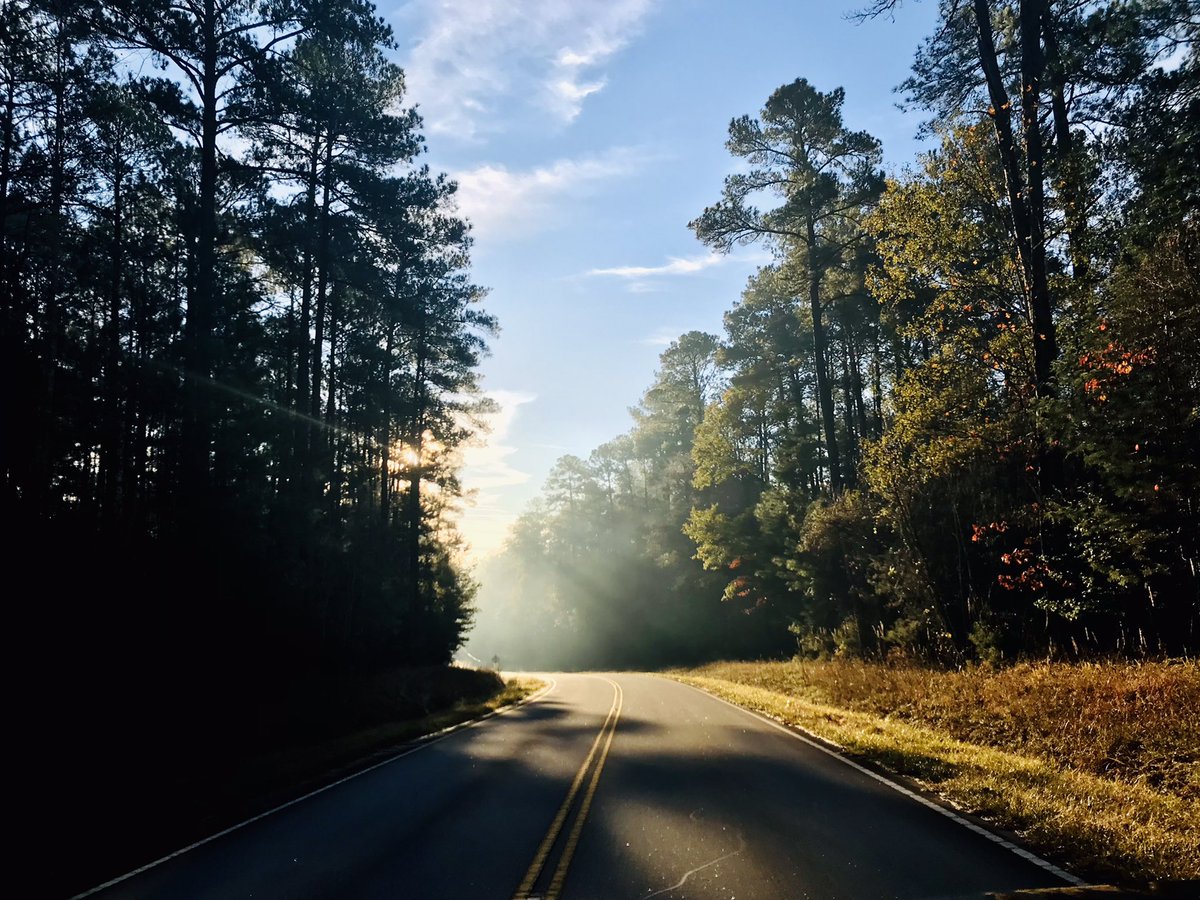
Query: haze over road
83 674 1073 899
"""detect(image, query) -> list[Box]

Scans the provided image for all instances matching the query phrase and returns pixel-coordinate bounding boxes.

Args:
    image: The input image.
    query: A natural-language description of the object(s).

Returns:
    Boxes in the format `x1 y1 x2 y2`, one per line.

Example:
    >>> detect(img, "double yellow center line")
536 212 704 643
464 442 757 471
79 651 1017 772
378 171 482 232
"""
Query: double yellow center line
512 678 624 900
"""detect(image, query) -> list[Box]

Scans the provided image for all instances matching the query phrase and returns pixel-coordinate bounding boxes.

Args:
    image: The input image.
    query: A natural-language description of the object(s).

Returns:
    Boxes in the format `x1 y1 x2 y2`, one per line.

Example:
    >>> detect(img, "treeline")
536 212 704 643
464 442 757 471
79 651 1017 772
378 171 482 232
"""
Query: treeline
469 331 795 670
4 0 490 743
471 0 1198 669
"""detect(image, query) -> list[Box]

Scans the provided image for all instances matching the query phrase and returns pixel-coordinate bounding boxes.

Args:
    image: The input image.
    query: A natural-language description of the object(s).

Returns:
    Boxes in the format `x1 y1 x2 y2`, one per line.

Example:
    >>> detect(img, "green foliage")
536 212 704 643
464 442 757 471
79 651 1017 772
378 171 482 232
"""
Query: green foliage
790 490 885 656
1046 221 1200 651
668 14 1200 663
692 79 885 492
690 77 882 254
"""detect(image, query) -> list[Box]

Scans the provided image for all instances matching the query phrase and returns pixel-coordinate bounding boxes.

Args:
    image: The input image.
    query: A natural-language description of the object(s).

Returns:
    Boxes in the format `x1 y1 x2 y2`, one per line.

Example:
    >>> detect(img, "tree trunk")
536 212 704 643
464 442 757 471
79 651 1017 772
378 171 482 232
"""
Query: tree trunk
806 215 842 493
304 137 335 501
181 0 220 521
407 294 428 598
293 140 319 493
0 74 14 262
840 348 858 488
32 23 71 521
971 0 1066 504
1020 0 1057 399
849 333 870 444
871 329 884 432
324 279 342 514
1042 12 1091 282
101 170 125 518
310 138 335 421
972 0 1033 275
379 274 400 521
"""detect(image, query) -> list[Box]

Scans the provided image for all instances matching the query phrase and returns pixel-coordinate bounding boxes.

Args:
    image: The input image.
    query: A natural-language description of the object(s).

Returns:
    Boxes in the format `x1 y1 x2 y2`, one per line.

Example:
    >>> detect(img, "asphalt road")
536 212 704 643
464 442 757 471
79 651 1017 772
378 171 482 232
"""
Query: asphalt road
80 673 1075 899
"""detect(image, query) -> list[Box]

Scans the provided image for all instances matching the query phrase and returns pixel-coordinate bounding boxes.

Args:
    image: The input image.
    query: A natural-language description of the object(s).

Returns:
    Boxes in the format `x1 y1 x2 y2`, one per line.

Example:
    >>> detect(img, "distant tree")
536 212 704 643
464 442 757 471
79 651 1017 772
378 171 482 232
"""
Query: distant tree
467 335 792 671
692 79 883 492
630 330 723 513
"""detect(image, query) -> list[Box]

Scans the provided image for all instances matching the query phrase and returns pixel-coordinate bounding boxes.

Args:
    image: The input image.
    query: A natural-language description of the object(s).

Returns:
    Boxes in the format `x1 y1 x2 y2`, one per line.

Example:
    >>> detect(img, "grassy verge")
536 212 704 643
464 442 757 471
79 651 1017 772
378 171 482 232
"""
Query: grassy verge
666 660 1199 885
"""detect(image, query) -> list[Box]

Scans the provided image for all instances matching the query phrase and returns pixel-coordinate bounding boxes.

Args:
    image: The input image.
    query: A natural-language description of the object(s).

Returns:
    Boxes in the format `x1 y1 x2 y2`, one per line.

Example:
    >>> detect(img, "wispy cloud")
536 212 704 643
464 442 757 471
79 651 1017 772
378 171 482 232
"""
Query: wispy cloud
452 146 651 241
588 252 727 278
399 0 655 140
587 248 774 282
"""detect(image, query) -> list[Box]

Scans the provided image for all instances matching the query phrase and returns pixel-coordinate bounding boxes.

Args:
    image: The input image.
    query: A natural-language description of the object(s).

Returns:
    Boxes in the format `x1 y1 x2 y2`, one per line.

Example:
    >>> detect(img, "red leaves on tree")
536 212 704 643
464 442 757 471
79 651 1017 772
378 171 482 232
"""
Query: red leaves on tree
970 520 1009 542
1078 340 1154 404
997 545 1050 592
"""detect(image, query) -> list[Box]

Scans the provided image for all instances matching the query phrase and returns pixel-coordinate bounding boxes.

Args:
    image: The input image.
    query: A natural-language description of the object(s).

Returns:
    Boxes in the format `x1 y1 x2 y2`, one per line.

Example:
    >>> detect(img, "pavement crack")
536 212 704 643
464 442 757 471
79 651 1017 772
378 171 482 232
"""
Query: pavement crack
643 831 746 898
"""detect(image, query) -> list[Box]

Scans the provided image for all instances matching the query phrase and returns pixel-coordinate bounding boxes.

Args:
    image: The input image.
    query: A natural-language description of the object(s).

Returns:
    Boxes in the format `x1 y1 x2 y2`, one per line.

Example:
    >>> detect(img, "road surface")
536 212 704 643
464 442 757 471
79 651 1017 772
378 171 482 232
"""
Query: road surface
79 673 1074 899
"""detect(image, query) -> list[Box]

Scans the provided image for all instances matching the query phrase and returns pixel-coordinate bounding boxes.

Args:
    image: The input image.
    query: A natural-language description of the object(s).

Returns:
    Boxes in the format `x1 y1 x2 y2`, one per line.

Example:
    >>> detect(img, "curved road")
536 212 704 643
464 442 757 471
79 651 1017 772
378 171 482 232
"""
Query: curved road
82 673 1073 899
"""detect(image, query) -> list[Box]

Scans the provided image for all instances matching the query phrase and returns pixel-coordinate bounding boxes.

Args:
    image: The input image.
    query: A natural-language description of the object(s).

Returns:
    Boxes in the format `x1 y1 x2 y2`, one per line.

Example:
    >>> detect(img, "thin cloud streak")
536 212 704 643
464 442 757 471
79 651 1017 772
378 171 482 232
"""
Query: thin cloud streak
452 146 653 241
587 248 774 279
588 252 725 278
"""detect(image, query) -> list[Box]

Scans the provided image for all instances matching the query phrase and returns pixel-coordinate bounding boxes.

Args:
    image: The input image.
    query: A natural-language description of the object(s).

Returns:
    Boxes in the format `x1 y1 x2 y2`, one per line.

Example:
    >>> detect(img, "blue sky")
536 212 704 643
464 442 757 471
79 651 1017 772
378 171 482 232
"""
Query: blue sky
386 0 941 558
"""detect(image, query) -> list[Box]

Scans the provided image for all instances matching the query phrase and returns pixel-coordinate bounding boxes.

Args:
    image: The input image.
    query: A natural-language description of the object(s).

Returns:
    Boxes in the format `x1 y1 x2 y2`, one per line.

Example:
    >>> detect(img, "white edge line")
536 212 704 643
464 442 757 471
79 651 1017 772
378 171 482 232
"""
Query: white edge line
667 677 1086 887
71 677 559 899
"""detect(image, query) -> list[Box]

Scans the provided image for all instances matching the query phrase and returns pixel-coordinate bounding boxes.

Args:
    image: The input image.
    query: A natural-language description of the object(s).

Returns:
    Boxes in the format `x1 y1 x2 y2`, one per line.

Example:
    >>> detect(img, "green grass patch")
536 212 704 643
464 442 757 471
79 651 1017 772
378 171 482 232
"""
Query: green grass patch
667 660 1199 884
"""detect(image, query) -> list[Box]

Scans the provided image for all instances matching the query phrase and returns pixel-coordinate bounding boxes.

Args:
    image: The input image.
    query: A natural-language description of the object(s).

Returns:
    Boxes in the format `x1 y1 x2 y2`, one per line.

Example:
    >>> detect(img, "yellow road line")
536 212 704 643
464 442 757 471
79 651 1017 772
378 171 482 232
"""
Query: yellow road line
546 679 623 899
512 678 622 900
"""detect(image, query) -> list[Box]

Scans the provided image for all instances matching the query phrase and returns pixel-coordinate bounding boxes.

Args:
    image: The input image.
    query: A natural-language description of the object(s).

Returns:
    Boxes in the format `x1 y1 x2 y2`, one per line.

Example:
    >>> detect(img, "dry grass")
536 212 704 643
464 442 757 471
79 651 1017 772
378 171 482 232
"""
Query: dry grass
668 659 1199 884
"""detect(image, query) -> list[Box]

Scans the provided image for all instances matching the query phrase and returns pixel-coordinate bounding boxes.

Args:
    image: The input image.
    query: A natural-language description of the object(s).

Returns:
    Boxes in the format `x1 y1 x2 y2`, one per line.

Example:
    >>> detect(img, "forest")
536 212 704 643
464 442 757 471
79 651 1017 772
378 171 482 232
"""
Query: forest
4 0 495 829
468 0 1199 670
5 0 1197 758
